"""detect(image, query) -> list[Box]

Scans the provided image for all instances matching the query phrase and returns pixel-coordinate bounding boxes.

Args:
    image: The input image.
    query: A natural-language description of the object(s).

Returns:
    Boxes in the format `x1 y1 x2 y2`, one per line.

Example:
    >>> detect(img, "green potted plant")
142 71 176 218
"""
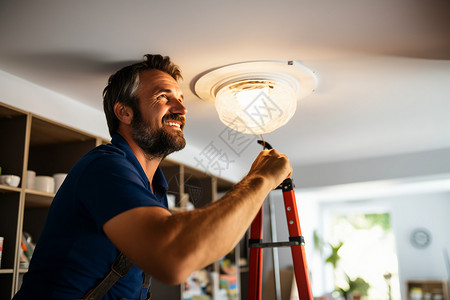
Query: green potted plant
336 274 370 300
325 241 343 270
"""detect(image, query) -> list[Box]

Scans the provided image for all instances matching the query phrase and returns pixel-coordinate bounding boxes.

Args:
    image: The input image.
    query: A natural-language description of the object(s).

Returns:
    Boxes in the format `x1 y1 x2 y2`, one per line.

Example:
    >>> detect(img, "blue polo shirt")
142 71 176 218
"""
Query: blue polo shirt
14 134 169 300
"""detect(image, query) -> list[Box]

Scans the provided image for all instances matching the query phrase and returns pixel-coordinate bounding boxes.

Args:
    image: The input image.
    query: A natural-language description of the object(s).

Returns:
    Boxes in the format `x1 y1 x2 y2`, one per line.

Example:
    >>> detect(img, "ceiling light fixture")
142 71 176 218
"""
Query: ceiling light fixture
193 60 317 134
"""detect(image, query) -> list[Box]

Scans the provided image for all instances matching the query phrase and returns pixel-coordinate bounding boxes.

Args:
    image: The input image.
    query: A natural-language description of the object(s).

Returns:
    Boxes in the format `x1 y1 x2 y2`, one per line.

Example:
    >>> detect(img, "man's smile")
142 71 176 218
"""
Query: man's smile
162 114 185 131
164 120 182 130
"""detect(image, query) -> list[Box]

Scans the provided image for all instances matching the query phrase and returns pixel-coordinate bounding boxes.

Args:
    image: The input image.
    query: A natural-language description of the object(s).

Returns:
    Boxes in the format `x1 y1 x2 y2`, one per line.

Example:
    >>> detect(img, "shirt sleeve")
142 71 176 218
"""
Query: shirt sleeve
77 152 165 229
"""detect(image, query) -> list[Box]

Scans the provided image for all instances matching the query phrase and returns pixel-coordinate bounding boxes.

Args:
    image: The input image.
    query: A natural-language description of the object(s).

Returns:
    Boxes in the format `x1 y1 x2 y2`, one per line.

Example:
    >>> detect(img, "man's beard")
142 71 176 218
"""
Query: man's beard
131 110 186 159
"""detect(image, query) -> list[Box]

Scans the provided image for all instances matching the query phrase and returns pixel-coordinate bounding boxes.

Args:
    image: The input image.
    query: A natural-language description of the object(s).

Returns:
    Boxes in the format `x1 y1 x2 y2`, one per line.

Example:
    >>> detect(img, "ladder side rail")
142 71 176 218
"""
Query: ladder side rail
248 206 264 300
282 186 314 300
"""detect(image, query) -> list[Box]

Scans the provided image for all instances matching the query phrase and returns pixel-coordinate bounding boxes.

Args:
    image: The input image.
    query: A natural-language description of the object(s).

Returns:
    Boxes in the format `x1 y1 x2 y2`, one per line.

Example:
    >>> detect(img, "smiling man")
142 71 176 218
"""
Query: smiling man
13 54 292 300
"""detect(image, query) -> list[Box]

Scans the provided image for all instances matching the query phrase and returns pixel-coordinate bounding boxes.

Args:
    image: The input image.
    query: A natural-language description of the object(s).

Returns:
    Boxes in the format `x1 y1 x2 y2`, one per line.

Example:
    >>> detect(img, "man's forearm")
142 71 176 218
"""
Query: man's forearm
164 173 273 278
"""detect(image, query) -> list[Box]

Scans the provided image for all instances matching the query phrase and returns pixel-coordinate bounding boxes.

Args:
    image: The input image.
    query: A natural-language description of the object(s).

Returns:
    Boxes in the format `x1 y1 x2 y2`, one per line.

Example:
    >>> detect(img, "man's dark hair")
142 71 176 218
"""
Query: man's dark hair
103 54 182 137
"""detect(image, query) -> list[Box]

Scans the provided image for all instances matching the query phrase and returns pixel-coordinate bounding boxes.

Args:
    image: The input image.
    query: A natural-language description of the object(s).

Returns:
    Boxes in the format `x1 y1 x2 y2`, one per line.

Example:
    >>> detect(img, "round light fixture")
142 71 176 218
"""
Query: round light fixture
193 60 317 134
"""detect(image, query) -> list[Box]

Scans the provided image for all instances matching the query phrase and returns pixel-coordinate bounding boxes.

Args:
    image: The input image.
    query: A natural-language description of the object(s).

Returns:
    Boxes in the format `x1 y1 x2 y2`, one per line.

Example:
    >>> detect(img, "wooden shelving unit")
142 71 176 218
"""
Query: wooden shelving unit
407 280 449 300
0 102 238 299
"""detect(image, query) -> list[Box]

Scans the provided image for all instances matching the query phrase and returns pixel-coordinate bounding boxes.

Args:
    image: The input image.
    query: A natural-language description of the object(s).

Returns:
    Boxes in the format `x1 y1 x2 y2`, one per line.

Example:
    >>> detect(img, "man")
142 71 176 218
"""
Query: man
13 54 292 299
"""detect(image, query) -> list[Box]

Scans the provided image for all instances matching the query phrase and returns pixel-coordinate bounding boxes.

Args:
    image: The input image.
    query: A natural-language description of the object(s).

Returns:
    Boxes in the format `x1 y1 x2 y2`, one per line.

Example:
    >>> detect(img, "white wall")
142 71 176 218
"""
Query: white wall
387 192 450 281
294 148 450 189
0 70 110 139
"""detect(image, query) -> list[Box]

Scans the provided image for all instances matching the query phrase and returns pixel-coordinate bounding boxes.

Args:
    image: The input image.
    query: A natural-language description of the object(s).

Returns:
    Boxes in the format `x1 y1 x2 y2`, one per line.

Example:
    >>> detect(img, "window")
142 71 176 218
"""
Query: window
325 212 401 300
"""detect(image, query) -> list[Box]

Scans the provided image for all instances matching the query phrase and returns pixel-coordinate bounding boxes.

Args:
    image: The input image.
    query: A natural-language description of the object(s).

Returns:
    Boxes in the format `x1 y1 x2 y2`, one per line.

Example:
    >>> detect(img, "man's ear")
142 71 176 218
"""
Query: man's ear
113 102 133 125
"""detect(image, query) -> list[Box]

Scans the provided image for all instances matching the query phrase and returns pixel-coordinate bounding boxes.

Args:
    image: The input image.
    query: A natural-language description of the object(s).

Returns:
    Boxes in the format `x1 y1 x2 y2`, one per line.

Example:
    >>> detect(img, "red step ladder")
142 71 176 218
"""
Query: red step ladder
248 141 313 300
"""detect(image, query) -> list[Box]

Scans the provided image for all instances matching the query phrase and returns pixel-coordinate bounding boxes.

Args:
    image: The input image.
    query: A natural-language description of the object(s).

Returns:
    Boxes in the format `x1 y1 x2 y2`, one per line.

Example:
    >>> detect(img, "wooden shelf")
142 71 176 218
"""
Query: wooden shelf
30 116 96 147
24 190 55 208
0 104 25 119
0 185 21 193
407 280 449 300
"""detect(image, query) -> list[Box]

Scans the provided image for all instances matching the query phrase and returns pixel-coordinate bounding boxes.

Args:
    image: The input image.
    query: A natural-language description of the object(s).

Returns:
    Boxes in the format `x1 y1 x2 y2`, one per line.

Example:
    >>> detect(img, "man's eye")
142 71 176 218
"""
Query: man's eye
157 95 168 100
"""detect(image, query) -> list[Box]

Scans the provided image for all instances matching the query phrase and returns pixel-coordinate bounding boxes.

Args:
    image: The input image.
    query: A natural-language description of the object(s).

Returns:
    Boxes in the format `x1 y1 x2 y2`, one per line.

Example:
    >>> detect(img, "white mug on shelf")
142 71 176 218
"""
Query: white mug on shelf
34 176 55 193
53 173 67 192
26 170 36 189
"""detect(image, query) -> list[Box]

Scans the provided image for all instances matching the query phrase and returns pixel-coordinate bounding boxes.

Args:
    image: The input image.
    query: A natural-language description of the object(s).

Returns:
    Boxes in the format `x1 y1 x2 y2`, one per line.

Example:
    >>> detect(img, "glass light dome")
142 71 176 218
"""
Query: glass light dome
215 79 297 134
193 61 317 134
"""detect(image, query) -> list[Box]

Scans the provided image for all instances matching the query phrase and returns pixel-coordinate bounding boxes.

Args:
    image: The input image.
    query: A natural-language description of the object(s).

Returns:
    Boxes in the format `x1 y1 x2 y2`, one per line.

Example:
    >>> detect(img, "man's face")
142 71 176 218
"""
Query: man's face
131 69 187 158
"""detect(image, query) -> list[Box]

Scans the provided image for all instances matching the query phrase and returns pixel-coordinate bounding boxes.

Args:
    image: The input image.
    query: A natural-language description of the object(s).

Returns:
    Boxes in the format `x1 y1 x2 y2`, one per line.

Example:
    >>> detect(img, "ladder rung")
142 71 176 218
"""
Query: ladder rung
249 236 305 248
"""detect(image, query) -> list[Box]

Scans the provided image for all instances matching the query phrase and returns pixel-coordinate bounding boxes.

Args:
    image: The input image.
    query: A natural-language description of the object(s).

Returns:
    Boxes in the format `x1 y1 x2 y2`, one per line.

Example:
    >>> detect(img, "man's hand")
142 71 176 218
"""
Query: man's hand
248 149 293 190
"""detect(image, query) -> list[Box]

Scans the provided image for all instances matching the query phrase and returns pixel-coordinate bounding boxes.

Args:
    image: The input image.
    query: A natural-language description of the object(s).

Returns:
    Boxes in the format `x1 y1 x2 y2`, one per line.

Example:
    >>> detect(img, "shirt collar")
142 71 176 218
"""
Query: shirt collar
110 134 168 197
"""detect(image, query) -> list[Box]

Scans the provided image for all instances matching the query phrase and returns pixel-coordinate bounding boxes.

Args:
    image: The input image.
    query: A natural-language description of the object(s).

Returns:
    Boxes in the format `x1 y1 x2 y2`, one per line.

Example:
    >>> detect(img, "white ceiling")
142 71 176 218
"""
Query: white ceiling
1 0 450 182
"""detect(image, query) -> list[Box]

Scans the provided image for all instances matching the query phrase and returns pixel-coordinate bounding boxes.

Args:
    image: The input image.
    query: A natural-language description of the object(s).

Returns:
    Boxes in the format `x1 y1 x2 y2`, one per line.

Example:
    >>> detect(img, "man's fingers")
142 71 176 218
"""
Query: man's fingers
249 148 293 190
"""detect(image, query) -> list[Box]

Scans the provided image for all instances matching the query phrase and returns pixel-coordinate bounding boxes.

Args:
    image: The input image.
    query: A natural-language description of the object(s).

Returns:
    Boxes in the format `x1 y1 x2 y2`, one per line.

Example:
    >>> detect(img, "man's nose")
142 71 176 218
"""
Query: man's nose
171 99 187 115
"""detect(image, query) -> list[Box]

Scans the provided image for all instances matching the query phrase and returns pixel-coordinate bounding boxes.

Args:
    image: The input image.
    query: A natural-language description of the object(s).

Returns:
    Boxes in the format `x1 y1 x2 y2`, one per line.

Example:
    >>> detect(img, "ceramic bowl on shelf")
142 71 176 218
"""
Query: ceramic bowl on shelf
0 175 21 187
